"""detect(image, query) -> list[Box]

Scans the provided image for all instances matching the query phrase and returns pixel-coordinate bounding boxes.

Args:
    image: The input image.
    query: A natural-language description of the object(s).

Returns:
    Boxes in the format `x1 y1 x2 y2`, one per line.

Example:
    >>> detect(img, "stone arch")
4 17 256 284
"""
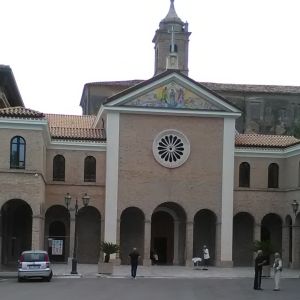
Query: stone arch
77 206 101 263
261 213 282 262
120 207 145 265
44 205 70 262
1 199 32 264
193 209 216 265
233 212 254 266
151 202 186 265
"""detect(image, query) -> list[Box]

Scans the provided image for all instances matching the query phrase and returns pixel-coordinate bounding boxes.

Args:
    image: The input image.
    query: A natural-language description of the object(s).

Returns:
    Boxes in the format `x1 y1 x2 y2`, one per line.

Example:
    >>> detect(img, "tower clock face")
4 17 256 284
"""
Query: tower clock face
153 129 190 168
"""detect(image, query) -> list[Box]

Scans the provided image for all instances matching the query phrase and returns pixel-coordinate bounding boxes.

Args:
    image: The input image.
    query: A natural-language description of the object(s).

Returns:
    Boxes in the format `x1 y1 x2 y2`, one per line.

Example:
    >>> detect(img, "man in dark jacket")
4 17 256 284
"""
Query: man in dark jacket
254 250 267 290
129 248 140 279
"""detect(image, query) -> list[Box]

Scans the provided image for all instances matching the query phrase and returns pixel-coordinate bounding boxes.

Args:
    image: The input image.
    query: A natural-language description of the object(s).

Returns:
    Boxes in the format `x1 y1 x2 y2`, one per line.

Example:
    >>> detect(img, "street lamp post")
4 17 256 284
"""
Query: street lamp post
291 200 299 216
64 192 90 274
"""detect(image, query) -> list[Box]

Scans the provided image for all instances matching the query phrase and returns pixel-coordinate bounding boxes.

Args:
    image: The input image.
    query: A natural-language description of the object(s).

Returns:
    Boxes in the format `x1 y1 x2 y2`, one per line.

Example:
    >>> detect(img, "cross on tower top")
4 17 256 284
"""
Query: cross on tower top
169 25 176 53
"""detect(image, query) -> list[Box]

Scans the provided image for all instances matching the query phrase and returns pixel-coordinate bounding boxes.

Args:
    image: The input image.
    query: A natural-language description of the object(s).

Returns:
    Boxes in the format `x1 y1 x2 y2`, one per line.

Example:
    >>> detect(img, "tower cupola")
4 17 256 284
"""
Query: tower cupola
153 0 191 76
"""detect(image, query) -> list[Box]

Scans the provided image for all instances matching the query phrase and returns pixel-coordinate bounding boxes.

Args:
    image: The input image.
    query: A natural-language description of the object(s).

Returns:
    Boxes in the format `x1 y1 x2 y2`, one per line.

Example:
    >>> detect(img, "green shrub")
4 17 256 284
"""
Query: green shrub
100 242 120 263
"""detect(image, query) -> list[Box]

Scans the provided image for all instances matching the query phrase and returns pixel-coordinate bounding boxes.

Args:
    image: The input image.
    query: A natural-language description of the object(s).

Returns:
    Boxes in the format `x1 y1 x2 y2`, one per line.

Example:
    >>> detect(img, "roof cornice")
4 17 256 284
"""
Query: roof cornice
235 143 300 158
48 140 106 151
103 106 241 118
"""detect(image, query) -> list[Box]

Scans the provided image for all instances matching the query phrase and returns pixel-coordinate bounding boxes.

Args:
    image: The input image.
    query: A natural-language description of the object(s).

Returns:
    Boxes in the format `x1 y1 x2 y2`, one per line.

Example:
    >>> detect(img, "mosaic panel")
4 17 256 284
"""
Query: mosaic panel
124 82 221 110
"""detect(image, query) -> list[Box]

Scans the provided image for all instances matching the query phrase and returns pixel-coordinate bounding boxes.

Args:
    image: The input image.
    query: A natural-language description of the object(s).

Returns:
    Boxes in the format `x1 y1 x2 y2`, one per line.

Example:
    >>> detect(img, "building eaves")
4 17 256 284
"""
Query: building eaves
0 106 45 119
49 127 105 141
0 65 24 107
235 133 300 149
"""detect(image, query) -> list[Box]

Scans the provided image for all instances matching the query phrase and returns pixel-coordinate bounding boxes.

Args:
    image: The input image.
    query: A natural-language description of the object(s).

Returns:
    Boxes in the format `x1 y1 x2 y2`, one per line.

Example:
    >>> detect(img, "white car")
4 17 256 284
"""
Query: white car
18 250 53 282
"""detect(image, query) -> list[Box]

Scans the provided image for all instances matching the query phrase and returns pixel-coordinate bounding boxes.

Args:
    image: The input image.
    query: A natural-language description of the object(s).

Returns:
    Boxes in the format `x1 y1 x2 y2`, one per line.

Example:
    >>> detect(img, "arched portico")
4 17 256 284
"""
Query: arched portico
120 207 145 264
1 199 32 265
45 205 70 262
151 202 186 265
77 206 101 263
193 209 216 265
233 212 254 266
261 213 282 263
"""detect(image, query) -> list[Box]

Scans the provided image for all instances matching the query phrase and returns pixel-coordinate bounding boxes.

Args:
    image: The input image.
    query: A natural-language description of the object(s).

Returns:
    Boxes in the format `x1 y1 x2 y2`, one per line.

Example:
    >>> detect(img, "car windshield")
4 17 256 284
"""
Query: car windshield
23 253 46 262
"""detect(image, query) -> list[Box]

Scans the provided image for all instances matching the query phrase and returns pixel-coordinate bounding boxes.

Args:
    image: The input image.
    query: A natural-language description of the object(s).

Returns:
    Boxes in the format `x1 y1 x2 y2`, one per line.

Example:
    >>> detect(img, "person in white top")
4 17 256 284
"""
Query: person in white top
202 245 210 270
273 252 282 291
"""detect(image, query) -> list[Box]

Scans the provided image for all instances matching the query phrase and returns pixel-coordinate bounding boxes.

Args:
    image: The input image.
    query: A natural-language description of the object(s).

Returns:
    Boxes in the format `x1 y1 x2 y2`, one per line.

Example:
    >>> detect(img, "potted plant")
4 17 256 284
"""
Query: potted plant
98 241 120 275
253 240 274 277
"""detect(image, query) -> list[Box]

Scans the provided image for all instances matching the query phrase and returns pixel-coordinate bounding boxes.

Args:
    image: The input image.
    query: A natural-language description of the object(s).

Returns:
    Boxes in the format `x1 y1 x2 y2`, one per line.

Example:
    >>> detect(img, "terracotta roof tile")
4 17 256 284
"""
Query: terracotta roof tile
0 106 44 118
235 134 300 148
50 127 105 141
2 107 300 146
45 114 105 141
45 114 95 128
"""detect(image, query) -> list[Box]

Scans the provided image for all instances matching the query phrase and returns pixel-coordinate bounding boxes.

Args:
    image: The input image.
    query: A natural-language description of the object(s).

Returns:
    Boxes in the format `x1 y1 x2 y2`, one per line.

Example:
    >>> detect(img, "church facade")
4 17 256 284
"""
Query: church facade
1 1 300 268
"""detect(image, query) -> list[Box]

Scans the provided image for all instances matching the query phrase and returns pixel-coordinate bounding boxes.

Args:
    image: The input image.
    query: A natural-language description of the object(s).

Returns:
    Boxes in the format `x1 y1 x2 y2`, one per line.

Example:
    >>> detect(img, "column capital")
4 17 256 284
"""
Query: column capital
32 214 45 220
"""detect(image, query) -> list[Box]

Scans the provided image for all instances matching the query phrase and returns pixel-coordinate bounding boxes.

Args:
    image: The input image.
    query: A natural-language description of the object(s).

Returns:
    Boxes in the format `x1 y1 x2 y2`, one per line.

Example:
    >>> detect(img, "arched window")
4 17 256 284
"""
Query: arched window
268 163 279 188
10 136 26 169
169 44 178 53
84 156 96 182
53 155 65 181
239 162 250 187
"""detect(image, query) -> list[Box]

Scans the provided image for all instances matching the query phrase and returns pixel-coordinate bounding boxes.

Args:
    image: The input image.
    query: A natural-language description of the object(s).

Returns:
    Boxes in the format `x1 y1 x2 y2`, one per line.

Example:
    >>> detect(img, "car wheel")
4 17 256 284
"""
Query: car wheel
17 277 23 282
45 271 53 282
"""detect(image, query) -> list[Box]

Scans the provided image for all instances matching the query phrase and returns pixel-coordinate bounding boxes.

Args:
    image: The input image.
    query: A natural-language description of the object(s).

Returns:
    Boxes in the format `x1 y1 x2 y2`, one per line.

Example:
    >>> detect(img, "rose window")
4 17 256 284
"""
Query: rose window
153 130 190 168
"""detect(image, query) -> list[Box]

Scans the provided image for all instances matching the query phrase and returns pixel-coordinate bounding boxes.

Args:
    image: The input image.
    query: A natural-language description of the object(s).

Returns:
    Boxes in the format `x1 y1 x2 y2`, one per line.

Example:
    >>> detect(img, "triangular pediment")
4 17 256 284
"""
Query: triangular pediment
123 81 222 110
103 71 241 115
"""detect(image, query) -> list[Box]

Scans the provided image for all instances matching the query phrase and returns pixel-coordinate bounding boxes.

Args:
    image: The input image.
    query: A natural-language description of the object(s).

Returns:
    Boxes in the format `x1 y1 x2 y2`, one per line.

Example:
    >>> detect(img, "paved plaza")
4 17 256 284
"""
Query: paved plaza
1 277 300 300
1 263 300 279
1 264 300 300
54 264 300 279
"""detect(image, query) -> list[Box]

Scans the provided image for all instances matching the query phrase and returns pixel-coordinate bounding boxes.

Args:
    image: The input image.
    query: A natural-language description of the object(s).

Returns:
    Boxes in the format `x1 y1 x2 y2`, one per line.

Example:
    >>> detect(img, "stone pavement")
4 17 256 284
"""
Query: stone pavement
1 263 300 279
54 264 300 279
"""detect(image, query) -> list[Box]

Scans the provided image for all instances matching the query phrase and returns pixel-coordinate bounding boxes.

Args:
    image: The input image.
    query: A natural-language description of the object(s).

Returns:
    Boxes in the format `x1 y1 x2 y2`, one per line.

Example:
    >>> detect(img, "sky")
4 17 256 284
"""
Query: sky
1 0 300 115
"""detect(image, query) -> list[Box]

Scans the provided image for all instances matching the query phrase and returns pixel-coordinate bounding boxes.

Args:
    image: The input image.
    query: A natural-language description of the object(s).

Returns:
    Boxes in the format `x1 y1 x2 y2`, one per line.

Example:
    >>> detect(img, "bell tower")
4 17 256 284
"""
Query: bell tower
153 0 191 76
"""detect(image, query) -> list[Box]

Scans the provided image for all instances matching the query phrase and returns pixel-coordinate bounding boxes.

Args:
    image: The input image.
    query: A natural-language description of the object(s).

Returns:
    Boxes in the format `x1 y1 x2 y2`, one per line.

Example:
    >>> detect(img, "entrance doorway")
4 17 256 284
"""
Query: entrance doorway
153 237 167 264
151 211 173 264
151 202 186 265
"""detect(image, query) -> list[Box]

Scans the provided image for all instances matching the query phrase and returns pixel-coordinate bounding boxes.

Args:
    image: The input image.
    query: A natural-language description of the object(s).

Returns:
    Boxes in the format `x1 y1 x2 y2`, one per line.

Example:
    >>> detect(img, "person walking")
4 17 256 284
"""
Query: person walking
129 247 140 279
253 250 266 290
273 252 282 291
202 245 210 270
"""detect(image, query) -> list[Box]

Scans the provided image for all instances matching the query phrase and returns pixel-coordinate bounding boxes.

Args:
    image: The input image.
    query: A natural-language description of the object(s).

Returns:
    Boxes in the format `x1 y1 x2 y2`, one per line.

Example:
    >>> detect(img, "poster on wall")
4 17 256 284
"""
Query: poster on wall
52 240 63 255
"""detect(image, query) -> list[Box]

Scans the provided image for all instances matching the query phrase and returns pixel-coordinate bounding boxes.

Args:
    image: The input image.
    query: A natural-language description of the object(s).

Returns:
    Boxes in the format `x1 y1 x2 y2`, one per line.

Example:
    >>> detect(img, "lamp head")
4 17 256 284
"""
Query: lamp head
291 200 299 216
82 193 90 207
64 193 72 208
